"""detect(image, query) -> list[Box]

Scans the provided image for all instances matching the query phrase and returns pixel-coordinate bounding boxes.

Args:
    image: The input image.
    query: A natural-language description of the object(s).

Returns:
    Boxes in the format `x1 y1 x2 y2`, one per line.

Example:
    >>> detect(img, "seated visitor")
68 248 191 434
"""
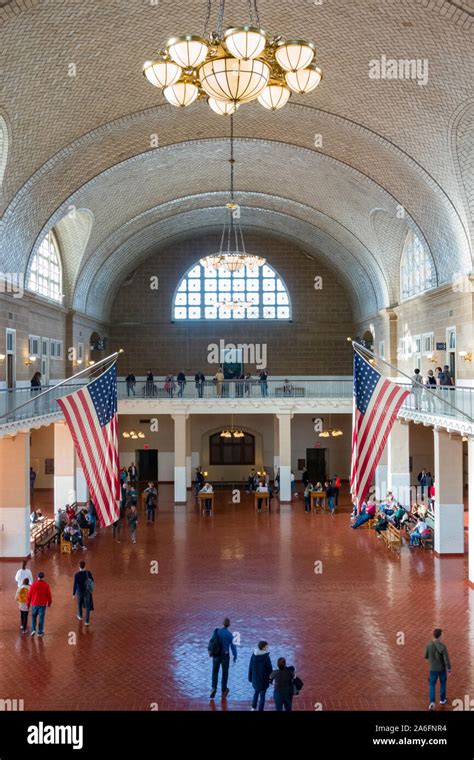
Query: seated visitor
392 504 408 528
200 482 213 511
374 511 389 536
63 522 86 550
54 508 68 533
30 509 43 525
409 517 430 547
256 481 269 512
283 379 294 396
66 505 76 521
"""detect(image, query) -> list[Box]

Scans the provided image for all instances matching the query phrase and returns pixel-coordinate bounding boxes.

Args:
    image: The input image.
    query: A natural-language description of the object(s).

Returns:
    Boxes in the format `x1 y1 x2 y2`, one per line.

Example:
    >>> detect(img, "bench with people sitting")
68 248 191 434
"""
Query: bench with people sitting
382 522 402 553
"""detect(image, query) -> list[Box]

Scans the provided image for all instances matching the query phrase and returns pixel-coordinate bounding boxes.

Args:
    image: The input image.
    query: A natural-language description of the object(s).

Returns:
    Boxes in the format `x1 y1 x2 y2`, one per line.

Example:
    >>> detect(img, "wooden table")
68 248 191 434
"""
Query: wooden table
254 492 270 512
198 492 214 514
310 491 326 511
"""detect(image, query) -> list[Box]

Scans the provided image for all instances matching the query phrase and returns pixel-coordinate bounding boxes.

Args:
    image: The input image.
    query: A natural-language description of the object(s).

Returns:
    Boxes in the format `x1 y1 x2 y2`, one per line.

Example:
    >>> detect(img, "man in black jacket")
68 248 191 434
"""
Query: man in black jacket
73 561 94 625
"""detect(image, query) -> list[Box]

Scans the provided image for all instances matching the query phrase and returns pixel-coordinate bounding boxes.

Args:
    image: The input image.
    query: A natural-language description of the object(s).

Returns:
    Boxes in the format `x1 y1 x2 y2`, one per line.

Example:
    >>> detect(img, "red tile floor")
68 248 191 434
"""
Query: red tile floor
0 485 472 712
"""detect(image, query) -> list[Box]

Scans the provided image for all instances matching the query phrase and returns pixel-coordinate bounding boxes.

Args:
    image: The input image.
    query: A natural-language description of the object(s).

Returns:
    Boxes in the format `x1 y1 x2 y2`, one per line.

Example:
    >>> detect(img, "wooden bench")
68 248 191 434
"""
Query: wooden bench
382 523 401 553
310 491 326 511
60 533 72 554
31 519 59 554
362 516 376 529
255 492 270 512
198 491 214 514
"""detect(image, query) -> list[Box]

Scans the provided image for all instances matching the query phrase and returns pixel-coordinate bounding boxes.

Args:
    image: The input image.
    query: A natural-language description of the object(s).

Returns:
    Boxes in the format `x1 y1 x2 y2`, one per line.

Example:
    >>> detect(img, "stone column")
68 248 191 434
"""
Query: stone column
185 416 192 489
468 437 474 583
387 419 411 506
172 413 187 503
273 415 280 478
277 413 292 502
433 429 464 554
0 432 31 558
54 421 76 512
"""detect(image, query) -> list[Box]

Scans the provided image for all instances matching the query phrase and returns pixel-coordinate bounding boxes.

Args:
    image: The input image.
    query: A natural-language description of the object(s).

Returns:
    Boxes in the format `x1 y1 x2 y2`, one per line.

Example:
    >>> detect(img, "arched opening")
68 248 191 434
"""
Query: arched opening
89 331 106 364
362 330 374 351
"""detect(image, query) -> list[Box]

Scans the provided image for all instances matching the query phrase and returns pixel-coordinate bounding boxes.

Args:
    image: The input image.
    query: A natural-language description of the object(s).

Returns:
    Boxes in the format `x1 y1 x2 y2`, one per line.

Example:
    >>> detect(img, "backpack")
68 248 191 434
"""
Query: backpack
85 575 94 594
293 675 304 694
208 628 222 658
17 586 28 604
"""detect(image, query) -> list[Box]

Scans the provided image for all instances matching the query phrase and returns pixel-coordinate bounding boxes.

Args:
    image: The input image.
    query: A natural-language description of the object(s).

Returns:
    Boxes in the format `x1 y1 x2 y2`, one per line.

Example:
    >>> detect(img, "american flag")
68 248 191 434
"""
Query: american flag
350 351 410 508
57 362 121 527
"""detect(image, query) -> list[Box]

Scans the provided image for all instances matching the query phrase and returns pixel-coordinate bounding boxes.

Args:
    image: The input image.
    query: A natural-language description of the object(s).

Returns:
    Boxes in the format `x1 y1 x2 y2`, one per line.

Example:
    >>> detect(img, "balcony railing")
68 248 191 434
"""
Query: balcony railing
0 378 473 428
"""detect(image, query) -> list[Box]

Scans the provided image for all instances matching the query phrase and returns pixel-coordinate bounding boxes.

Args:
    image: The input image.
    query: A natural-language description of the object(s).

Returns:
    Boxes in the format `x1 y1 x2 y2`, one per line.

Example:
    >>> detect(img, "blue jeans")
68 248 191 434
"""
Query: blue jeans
31 605 46 634
274 690 293 711
77 593 91 623
252 689 267 711
328 496 335 512
429 671 447 703
260 383 268 397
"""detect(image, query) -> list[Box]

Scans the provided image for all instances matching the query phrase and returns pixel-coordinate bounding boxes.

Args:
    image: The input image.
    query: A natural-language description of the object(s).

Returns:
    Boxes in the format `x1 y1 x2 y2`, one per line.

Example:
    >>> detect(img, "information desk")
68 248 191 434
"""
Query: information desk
198 491 214 513
254 492 270 512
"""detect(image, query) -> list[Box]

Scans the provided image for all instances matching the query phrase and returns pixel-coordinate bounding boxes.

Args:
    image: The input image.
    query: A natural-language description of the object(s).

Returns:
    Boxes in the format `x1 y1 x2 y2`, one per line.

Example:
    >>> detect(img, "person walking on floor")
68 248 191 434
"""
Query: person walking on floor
334 474 341 506
73 560 94 625
127 505 138 544
425 628 451 710
304 482 314 512
326 479 337 514
15 559 33 588
27 572 52 637
208 617 237 699
112 502 125 543
269 657 295 712
16 578 30 633
248 640 273 711
143 482 158 523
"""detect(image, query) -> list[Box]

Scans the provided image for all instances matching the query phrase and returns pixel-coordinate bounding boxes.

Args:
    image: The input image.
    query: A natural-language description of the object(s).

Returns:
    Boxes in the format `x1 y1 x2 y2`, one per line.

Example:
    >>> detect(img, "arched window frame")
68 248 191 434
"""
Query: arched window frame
27 230 63 303
400 230 436 301
172 260 292 321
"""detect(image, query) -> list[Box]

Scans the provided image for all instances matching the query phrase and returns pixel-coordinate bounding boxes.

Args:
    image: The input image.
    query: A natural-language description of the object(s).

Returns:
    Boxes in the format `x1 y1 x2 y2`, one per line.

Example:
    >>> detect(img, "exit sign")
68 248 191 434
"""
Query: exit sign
313 442 321 448
143 444 150 449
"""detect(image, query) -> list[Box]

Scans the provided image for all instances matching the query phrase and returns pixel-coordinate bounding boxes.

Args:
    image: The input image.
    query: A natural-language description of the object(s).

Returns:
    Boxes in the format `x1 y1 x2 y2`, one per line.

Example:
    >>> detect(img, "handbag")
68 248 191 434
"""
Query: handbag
293 675 304 694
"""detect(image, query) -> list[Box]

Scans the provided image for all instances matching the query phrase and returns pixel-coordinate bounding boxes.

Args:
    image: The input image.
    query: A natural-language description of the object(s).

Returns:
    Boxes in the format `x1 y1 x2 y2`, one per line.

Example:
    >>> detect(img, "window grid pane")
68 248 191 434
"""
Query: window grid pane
27 231 62 303
173 260 291 320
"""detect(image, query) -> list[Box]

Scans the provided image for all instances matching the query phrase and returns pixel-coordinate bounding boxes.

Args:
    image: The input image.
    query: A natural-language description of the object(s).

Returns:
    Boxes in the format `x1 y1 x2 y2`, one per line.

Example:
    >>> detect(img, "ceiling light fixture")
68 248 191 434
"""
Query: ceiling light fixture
142 1 322 113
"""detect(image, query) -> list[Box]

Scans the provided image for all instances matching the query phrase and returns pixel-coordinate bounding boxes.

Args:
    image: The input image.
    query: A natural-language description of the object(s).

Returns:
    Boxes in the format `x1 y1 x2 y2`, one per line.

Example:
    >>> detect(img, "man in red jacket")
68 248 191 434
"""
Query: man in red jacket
27 571 52 637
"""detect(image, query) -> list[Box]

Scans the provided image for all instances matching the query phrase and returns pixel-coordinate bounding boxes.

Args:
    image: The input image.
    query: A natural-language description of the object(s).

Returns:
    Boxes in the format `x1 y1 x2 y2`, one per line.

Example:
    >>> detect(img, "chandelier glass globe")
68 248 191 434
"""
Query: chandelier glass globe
285 64 322 94
257 81 291 110
163 80 199 107
143 58 182 88
208 97 239 115
166 35 209 68
275 40 316 72
199 57 270 103
223 26 267 60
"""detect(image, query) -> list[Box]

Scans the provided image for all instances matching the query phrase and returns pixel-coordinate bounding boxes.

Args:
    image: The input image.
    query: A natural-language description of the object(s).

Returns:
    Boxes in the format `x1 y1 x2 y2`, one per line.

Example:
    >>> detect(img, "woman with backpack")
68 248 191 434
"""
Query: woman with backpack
16 577 30 633
72 560 94 625
248 640 273 711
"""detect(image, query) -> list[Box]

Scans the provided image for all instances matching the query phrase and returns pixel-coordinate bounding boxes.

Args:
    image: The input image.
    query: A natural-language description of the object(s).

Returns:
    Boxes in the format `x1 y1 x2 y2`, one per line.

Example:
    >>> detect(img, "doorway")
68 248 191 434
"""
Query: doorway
306 448 327 484
41 337 49 386
6 328 15 389
137 449 158 482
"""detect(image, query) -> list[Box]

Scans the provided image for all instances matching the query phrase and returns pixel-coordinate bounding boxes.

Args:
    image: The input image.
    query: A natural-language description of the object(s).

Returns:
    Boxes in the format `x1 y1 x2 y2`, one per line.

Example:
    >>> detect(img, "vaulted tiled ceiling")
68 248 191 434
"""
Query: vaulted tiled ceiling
1 0 472 320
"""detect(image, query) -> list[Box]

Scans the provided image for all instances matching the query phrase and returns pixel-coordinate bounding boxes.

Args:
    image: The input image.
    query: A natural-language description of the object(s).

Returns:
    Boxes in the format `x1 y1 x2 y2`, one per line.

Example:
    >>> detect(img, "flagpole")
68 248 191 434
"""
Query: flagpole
351 340 473 423
0 349 124 420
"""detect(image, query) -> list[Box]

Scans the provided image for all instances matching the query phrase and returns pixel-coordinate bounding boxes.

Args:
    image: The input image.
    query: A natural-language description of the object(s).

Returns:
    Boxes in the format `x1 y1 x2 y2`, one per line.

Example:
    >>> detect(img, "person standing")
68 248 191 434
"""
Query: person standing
146 369 154 398
215 367 224 398
177 370 186 398
208 617 237 699
143 482 158 524
29 466 36 497
195 371 205 398
127 505 138 544
290 471 297 498
125 372 136 396
73 560 94 625
259 369 269 397
334 474 341 506
15 559 33 588
412 368 423 410
269 657 295 712
425 629 451 710
304 482 313 513
244 372 252 397
302 467 309 488
27 571 52 637
248 640 273 711
16 578 30 633
112 502 125 543
326 480 337 514
30 371 42 392
425 370 437 412
128 463 138 486
418 468 427 501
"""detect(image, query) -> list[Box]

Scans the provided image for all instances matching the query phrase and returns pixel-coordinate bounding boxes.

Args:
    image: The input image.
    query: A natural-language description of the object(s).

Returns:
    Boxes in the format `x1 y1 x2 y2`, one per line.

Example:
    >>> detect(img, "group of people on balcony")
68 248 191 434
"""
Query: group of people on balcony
124 369 270 398
411 365 454 412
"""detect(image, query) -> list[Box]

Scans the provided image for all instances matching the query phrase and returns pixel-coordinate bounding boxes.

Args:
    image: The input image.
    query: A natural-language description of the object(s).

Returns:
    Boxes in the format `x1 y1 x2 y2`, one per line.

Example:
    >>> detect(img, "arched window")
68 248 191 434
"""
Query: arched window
400 230 436 301
173 261 291 321
209 432 255 465
27 230 63 302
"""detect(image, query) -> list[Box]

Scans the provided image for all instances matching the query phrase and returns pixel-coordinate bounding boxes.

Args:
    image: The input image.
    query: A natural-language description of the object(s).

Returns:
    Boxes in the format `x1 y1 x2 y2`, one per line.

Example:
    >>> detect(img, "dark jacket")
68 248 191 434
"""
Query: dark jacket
270 665 295 694
248 650 273 690
73 570 94 610
425 640 451 672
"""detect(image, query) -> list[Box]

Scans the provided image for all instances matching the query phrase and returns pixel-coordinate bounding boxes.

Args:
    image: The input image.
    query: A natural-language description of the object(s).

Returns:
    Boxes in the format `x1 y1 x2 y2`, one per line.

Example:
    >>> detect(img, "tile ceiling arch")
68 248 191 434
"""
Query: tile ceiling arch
83 206 381 323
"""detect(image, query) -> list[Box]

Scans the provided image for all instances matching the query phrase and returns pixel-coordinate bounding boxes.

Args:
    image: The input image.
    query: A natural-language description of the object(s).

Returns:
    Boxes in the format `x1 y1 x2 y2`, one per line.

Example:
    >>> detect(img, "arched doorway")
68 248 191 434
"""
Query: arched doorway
89 331 106 364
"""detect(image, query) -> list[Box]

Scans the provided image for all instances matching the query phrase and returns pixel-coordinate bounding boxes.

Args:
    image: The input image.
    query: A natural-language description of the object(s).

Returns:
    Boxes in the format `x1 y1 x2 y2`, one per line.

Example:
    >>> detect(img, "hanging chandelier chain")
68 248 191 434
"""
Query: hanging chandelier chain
247 0 255 24
217 0 226 38
253 0 261 27
203 0 213 37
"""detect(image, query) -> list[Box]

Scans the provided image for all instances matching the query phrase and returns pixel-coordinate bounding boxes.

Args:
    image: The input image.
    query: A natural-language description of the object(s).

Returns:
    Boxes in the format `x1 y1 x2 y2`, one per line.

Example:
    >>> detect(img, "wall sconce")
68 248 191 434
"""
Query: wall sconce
88 360 96 366
426 352 439 364
25 356 37 366
0 354 5 362
459 351 472 362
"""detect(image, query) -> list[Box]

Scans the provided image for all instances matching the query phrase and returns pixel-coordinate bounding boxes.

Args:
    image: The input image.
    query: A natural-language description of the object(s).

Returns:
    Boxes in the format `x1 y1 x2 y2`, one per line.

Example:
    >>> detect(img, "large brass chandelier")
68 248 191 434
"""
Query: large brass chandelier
143 0 322 113
200 114 265 274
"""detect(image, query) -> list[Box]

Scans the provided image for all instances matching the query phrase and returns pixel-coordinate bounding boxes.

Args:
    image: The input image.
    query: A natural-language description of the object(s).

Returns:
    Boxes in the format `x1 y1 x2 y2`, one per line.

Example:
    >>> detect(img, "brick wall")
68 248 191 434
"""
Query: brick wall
108 233 355 376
